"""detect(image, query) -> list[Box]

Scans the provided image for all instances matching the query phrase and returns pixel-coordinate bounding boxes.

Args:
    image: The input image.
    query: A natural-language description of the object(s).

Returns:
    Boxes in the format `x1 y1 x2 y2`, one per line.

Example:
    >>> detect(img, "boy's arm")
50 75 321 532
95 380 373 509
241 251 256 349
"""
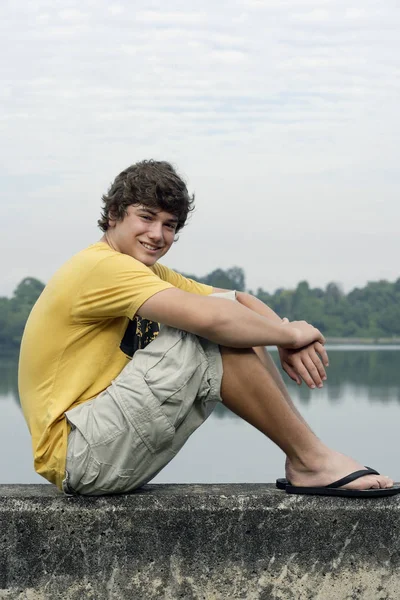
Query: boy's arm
137 288 324 350
213 289 329 388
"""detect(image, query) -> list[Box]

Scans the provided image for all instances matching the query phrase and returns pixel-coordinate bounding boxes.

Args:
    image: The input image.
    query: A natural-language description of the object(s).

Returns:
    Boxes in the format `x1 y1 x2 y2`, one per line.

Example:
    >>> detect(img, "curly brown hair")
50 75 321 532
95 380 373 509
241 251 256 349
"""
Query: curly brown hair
98 160 195 233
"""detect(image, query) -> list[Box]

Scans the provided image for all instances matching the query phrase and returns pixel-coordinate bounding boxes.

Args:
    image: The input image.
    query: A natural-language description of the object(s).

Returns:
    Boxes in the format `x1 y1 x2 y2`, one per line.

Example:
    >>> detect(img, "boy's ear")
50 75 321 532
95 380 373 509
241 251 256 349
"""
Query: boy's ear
107 204 118 227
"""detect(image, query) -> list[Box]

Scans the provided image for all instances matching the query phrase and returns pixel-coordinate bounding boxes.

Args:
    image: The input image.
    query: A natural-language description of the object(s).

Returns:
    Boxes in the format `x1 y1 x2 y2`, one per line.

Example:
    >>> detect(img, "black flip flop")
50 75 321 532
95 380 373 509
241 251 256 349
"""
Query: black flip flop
285 467 400 497
276 465 377 492
276 477 287 490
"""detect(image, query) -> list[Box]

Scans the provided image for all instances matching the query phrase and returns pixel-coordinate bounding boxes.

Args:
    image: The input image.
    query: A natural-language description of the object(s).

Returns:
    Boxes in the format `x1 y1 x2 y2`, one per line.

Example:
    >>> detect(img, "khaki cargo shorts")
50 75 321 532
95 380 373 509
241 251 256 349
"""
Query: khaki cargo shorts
63 291 236 495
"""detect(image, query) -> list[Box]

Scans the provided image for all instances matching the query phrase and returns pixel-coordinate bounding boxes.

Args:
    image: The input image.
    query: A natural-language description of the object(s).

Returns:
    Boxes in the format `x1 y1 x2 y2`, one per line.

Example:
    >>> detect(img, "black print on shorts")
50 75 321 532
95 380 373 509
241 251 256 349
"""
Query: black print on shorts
120 316 160 358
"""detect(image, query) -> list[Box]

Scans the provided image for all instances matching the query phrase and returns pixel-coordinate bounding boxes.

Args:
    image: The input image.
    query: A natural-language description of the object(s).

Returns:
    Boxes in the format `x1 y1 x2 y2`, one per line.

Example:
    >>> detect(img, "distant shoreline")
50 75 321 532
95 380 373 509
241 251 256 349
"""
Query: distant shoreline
326 337 400 345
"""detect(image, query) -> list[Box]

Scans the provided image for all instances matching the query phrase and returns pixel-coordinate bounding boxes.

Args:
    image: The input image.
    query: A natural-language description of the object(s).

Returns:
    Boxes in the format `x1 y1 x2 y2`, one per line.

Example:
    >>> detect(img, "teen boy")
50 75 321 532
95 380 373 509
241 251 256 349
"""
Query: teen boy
18 160 399 497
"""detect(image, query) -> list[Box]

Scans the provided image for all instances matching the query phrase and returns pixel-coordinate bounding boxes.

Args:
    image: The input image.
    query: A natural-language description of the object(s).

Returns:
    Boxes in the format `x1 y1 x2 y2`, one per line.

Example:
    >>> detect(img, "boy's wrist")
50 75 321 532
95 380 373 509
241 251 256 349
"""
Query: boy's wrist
274 322 298 349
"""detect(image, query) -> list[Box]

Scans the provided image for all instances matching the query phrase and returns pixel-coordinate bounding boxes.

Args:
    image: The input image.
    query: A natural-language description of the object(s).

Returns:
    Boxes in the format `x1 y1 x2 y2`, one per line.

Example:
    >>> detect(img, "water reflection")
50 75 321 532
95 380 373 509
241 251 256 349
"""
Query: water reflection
2 348 400 485
213 347 400 417
2 347 400 409
293 348 400 405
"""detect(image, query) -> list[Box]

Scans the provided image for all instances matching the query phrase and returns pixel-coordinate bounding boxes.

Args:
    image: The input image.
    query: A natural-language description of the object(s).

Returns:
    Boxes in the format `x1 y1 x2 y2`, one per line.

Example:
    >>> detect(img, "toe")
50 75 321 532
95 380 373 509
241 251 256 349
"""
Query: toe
346 474 393 491
383 476 394 489
368 475 393 490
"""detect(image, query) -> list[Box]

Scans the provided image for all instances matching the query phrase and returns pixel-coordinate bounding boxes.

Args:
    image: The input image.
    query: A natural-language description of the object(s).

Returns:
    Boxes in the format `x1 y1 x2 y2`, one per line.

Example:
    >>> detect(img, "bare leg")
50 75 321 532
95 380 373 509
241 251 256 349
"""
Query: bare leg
253 346 310 428
253 346 313 477
220 346 392 490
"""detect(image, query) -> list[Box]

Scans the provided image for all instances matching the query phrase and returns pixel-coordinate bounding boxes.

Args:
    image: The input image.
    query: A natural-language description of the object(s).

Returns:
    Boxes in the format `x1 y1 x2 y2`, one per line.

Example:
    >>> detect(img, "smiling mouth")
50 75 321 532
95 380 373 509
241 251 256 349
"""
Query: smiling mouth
140 241 162 251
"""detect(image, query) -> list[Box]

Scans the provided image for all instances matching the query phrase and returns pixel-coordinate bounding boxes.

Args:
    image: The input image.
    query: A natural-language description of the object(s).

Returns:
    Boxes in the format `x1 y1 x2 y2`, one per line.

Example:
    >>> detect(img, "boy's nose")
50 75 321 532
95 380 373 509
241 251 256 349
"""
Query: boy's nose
148 222 163 241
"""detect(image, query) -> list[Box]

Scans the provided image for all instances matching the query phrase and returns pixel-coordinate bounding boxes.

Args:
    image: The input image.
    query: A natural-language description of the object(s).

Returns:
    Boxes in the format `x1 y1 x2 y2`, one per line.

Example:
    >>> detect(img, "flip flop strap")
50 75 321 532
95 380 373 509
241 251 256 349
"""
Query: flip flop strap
326 467 380 489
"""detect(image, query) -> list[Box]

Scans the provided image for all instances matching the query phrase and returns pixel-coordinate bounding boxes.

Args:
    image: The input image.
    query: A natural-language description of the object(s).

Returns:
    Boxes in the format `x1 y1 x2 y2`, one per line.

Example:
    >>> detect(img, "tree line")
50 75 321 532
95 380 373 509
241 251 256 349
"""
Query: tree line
1 268 400 356
182 267 400 339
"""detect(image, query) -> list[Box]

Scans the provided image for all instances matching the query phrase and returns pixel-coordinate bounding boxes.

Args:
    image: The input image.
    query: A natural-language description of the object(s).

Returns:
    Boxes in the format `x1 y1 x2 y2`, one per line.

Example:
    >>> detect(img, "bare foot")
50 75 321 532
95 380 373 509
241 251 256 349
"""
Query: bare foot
285 452 393 490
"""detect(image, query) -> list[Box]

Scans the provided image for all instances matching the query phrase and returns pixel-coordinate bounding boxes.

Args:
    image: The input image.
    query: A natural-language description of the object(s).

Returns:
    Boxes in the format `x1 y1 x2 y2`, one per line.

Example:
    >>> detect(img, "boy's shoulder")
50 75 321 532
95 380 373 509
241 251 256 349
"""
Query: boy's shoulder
67 242 149 272
46 242 155 294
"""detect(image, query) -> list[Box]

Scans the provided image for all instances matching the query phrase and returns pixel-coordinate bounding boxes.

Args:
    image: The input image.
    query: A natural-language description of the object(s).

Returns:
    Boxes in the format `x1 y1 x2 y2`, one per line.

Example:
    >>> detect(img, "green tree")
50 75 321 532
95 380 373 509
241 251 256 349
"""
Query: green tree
203 267 245 291
12 277 45 308
0 277 45 356
0 297 10 349
180 266 245 291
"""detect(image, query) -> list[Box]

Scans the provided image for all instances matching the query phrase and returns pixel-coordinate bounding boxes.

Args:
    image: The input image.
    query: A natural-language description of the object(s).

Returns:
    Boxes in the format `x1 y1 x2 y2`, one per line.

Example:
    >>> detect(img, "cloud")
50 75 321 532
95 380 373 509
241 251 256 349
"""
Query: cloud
291 9 330 22
208 49 248 63
344 8 367 20
58 8 88 21
108 4 124 15
1 0 400 296
239 0 332 8
135 10 205 25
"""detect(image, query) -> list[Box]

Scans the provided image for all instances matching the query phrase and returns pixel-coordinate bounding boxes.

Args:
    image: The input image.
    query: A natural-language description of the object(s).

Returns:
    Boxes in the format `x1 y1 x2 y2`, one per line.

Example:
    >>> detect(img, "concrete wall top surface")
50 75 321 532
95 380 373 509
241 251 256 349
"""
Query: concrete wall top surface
1 484 400 599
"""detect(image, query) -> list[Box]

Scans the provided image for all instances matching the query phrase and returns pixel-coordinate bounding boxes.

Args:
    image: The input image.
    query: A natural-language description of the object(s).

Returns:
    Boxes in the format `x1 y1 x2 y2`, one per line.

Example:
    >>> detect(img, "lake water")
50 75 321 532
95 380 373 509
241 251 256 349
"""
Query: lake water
1 346 400 486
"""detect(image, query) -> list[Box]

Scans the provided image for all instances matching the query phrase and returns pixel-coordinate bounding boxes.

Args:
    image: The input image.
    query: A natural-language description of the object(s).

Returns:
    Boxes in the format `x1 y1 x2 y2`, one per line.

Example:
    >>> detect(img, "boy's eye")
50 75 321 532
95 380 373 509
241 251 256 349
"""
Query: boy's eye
140 215 152 221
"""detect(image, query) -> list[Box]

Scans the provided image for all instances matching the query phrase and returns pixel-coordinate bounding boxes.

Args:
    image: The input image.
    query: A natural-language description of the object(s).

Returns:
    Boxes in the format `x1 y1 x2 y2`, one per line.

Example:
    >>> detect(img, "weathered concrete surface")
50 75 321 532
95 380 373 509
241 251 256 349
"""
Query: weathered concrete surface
1 484 400 600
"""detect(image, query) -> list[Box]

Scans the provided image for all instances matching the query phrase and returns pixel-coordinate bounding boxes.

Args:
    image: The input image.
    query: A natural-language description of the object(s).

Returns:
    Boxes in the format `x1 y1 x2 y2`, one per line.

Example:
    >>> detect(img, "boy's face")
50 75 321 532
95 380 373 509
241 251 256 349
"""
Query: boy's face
105 204 178 266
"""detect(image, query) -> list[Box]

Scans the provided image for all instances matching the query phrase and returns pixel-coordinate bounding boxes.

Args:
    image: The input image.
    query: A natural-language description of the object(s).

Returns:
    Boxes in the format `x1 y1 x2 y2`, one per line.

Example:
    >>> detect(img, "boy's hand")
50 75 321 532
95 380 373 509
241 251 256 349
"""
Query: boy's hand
278 341 329 389
278 317 329 388
281 318 325 349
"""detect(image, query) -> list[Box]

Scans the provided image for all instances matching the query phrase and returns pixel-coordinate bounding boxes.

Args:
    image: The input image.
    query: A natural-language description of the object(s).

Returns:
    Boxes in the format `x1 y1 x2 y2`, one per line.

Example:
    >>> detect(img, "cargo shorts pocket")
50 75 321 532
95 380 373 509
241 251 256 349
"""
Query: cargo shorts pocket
117 384 175 455
79 454 137 494
143 332 207 402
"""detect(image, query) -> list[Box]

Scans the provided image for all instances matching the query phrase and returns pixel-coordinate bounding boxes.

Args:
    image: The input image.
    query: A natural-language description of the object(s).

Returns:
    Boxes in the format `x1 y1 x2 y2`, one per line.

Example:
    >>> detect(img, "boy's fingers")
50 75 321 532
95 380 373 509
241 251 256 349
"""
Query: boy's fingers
283 362 301 385
301 356 323 388
292 361 316 388
309 348 327 380
314 342 329 366
289 351 324 389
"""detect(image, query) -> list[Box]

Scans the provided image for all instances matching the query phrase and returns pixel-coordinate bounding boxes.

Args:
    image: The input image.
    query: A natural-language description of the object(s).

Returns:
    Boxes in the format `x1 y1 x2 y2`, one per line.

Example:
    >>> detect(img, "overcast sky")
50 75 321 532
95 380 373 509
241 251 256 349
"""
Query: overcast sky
1 0 400 298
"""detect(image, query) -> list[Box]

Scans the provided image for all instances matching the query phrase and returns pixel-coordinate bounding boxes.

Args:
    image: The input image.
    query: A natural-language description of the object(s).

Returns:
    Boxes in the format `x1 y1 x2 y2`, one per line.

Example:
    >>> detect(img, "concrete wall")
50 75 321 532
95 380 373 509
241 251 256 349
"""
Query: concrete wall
1 484 400 599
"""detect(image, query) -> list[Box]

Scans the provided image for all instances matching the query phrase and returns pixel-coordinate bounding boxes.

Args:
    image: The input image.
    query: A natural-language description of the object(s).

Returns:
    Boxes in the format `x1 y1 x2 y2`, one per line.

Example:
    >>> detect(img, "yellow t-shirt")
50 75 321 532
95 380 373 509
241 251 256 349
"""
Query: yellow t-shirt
18 242 212 490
